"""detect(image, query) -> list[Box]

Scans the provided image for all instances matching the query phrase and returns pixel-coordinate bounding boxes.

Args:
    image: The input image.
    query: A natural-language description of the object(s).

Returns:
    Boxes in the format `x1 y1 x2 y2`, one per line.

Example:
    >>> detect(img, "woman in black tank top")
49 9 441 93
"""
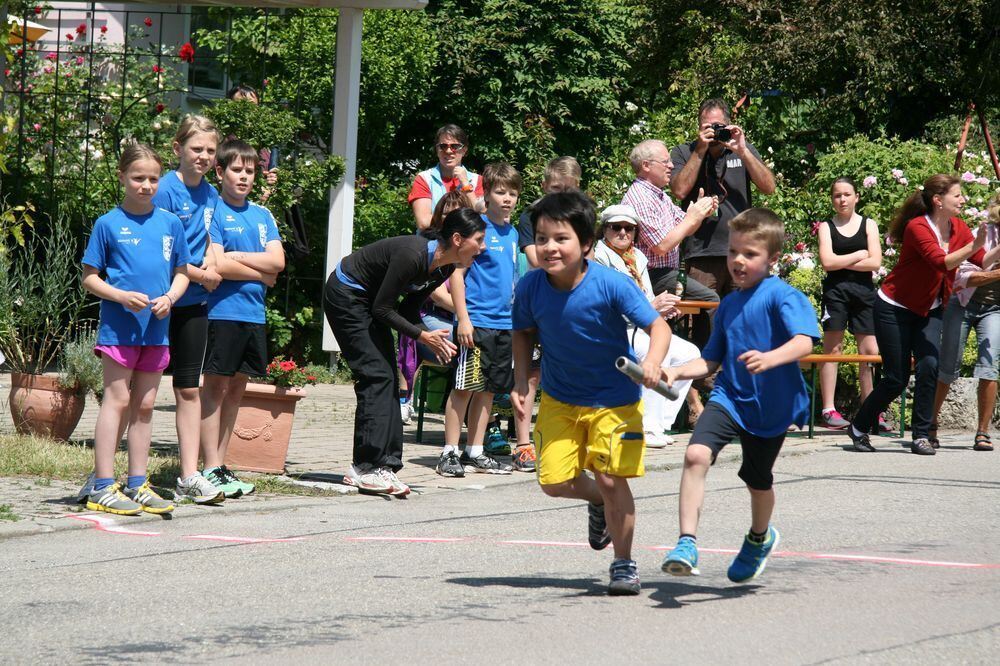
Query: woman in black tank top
816 177 884 430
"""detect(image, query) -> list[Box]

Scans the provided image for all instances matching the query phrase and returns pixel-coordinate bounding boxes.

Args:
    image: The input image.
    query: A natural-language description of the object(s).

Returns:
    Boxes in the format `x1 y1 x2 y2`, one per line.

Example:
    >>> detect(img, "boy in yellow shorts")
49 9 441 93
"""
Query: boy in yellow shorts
510 190 671 595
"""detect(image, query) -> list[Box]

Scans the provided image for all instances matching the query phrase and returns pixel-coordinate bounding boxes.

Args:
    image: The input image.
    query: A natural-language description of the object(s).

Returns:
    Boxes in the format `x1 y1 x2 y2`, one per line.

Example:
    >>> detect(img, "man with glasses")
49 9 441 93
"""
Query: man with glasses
670 99 776 303
621 139 718 299
409 124 485 230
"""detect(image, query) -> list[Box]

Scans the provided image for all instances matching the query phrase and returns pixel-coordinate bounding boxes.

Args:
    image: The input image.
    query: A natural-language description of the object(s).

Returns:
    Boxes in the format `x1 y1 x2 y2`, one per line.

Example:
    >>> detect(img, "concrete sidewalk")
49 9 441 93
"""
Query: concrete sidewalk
0 373 886 537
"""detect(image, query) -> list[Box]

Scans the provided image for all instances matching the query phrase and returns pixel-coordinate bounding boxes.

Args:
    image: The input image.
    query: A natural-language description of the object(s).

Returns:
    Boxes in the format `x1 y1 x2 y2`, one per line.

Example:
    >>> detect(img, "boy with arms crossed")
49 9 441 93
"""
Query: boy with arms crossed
511 190 671 596
661 208 819 582
200 139 285 497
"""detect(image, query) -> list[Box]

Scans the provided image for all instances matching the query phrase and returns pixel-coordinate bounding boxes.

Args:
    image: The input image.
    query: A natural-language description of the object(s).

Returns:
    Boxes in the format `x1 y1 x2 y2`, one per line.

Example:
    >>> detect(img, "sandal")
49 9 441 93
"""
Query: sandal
928 421 940 449
973 431 993 452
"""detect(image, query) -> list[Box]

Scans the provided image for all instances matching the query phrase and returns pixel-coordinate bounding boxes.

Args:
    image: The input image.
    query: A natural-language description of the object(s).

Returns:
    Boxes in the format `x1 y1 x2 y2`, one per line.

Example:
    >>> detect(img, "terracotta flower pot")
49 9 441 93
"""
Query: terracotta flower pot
8 372 86 441
223 383 306 474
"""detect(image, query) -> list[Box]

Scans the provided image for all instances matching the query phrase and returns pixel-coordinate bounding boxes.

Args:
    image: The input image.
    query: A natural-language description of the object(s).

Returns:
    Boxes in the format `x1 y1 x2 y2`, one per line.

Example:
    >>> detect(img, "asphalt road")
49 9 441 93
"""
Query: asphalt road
2 442 998 664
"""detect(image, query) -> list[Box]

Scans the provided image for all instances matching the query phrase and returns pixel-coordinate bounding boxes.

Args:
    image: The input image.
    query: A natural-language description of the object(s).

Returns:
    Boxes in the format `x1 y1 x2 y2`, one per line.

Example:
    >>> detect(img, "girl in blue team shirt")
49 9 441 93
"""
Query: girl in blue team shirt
81 143 191 515
151 115 227 505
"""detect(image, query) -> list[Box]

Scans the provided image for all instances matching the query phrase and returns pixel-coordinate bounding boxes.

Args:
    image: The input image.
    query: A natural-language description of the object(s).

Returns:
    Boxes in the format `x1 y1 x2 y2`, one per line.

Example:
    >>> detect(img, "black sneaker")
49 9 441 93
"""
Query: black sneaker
459 452 513 474
910 438 937 456
588 502 612 550
436 452 465 478
847 425 876 452
608 558 641 596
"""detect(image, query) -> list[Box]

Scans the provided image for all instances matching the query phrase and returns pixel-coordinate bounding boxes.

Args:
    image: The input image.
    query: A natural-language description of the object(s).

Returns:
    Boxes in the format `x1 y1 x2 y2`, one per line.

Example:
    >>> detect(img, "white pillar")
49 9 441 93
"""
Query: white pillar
323 7 364 353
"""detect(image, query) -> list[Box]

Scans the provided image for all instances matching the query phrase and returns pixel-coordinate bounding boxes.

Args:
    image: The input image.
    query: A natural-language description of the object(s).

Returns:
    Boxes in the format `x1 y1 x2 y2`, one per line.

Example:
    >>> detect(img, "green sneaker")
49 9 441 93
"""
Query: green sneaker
219 465 255 496
122 482 175 515
203 467 244 499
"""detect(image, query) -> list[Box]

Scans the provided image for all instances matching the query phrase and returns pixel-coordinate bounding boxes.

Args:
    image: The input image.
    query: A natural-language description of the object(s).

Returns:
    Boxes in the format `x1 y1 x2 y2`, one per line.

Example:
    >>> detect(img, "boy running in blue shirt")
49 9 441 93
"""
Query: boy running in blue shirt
661 208 819 582
439 162 522 477
511 190 671 596
200 139 285 497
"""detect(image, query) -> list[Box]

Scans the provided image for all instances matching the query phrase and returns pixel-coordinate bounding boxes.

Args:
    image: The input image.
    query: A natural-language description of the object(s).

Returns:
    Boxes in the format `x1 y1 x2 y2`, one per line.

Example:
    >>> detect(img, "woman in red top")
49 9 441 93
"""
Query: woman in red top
847 174 993 455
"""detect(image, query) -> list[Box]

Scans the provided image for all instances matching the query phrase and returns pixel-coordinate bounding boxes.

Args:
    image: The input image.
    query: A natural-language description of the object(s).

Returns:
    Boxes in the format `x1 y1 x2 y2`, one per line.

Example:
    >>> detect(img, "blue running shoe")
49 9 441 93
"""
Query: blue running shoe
485 424 511 456
661 536 700 576
727 526 780 583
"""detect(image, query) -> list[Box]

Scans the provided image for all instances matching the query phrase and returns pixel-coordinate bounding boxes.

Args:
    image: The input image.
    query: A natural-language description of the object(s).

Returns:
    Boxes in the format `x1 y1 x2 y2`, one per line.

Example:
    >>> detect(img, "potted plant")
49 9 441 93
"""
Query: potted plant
0 221 88 440
223 357 316 474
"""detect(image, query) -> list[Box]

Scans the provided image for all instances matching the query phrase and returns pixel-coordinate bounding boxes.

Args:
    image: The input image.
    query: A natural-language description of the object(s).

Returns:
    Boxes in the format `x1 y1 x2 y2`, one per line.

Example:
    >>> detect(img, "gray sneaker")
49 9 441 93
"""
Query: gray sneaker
175 474 225 505
121 482 175 514
460 452 513 475
76 471 96 504
436 452 465 478
86 483 142 516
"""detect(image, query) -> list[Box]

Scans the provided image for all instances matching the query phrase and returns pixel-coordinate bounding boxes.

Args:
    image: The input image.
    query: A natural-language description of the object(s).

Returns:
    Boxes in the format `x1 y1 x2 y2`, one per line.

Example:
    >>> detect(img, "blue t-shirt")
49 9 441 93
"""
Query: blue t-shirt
82 206 191 346
151 170 218 307
465 216 520 329
207 200 281 324
703 276 821 437
512 261 659 408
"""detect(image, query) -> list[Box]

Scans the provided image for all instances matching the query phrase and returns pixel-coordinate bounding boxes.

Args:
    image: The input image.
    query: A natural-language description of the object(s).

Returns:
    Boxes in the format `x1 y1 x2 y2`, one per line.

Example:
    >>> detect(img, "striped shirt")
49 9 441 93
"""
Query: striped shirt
621 177 684 269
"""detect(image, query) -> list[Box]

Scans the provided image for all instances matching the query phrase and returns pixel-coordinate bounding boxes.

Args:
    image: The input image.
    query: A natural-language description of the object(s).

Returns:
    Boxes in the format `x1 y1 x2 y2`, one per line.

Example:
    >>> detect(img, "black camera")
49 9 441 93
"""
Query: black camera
710 123 732 143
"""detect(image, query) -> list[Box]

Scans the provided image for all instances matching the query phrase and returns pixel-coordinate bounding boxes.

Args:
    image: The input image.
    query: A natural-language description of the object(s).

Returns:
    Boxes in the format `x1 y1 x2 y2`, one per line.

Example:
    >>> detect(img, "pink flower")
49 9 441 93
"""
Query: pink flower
899 177 908 186
45 52 57 61
43 66 53 74
144 17 153 28
977 176 990 186
863 176 877 188
891 169 904 179
279 361 295 372
75 56 84 65
961 171 976 182
32 123 41 131
794 241 807 252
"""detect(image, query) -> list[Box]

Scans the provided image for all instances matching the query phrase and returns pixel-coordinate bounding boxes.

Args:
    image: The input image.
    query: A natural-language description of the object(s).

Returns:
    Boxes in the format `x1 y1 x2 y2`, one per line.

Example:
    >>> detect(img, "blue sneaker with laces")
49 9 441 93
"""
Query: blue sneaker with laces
727 526 780 583
661 535 699 576
484 423 511 456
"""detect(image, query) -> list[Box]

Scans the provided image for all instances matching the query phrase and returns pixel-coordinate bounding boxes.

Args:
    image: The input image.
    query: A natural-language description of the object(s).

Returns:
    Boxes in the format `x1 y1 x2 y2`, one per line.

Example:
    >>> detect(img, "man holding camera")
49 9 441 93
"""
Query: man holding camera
670 98 776 345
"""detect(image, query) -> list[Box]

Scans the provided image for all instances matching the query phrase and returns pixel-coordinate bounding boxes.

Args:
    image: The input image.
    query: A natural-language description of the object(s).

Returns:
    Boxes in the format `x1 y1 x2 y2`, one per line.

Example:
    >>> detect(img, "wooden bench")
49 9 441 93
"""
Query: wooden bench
798 353 905 439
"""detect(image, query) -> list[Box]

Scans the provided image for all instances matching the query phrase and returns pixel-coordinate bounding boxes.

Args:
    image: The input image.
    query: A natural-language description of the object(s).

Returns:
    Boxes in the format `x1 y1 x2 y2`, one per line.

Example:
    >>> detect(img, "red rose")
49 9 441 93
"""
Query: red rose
307 375 316 382
15 48 23 57
794 241 806 252
178 42 195 64
144 17 153 28
152 65 162 73
65 33 74 41
34 7 42 15
155 103 165 113
100 25 108 34
76 23 86 35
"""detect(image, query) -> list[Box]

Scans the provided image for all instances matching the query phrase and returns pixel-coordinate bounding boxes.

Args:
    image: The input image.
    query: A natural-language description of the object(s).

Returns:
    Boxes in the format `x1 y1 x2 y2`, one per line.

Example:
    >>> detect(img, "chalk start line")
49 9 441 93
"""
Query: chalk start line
66 515 1000 570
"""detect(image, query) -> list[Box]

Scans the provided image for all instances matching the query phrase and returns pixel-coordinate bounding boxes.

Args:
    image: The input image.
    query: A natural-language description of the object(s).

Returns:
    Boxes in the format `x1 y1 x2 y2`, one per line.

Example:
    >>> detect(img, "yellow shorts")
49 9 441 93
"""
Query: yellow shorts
533 392 645 486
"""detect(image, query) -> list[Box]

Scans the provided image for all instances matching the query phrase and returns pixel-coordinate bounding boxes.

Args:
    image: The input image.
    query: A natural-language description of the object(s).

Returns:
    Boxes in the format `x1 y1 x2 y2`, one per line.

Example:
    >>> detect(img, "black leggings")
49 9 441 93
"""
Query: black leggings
323 272 404 472
169 303 208 389
852 298 942 439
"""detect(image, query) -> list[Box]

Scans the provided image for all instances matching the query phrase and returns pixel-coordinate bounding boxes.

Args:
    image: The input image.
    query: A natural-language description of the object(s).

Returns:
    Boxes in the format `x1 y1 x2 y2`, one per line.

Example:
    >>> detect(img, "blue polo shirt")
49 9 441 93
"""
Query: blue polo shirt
465 215 519 329
82 206 190 346
703 276 821 436
151 170 218 307
207 200 281 324
513 261 658 408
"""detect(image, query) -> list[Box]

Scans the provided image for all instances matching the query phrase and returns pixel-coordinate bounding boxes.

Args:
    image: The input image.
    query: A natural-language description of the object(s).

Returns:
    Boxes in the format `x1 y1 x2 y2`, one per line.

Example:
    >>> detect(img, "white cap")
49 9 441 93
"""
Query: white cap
600 204 640 226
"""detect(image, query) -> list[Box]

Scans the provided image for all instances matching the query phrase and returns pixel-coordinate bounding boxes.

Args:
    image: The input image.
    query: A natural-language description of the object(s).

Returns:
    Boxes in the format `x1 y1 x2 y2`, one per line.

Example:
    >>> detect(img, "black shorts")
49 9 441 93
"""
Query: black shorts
454 327 513 394
203 320 268 378
689 401 785 490
168 304 208 389
822 281 875 335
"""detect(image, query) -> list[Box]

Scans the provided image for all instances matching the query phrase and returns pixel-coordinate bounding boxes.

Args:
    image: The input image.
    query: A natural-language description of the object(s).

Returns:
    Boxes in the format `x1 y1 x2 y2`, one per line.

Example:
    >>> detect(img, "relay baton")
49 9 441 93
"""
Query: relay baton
615 356 680 401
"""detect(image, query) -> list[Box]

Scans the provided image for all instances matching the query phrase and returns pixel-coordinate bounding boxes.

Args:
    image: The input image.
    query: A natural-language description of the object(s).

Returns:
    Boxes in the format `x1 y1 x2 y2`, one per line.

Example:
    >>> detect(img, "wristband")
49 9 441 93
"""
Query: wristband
460 183 474 193
164 293 175 305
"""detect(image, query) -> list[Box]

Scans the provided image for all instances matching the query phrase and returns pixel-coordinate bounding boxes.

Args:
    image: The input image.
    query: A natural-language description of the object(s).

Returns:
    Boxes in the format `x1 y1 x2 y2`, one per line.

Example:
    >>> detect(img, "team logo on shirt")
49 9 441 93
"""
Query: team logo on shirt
204 207 214 230
162 236 174 260
258 223 267 248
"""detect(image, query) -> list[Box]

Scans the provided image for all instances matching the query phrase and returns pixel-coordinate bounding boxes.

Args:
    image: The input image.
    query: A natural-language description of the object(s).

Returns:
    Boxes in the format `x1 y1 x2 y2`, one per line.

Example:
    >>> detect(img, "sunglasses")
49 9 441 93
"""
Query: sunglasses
437 142 465 152
608 223 636 232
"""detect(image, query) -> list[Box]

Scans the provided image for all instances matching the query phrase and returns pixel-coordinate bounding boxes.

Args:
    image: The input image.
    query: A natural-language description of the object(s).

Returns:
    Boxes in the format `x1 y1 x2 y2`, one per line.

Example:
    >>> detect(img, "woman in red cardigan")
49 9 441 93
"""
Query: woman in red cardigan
847 174 995 455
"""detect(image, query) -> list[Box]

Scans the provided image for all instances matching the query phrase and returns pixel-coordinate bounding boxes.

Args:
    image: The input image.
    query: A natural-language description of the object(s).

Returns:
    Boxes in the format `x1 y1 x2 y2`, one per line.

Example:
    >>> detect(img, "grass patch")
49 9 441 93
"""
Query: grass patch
0 434 340 497
0 503 19 522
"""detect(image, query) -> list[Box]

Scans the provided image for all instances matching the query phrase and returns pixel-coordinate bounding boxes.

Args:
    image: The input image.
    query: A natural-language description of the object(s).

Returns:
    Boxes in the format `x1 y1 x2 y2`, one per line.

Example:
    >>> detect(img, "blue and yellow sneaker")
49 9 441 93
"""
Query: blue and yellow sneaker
727 526 780 583
661 535 700 576
484 423 511 457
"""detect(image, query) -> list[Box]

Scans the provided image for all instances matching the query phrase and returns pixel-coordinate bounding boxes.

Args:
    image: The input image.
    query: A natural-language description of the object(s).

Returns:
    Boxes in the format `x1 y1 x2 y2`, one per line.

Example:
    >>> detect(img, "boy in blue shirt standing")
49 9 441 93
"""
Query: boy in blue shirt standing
661 208 819 583
511 190 671 596
439 163 522 477
200 139 285 497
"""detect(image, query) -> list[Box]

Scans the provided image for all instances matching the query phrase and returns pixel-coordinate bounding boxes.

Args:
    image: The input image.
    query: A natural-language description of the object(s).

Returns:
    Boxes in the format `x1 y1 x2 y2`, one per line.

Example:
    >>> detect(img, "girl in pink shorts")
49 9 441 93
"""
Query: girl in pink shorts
79 143 191 515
